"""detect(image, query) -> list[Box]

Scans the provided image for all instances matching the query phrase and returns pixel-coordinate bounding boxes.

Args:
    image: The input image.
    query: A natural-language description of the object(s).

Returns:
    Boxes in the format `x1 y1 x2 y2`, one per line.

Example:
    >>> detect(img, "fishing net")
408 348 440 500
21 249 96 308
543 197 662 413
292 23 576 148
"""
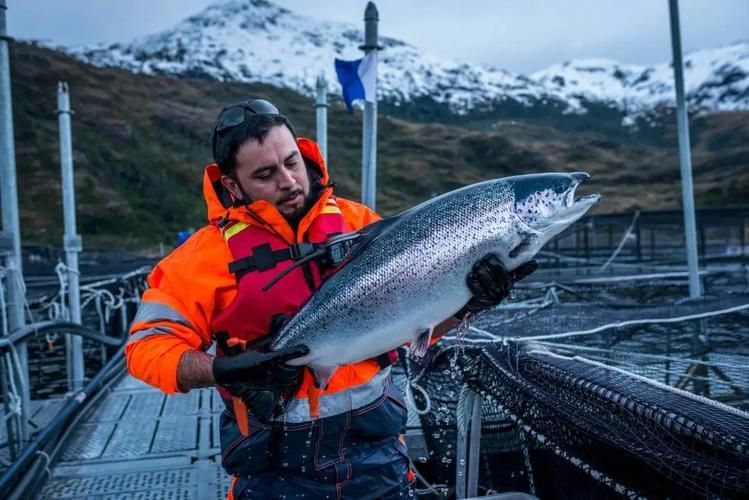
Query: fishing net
452 284 749 408
406 342 749 499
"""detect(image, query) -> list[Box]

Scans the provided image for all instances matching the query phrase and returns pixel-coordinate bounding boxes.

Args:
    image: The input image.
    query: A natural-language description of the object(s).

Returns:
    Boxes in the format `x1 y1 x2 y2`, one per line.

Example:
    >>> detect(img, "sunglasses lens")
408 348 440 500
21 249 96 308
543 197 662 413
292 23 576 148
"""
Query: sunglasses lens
216 106 247 133
247 99 279 115
214 99 281 139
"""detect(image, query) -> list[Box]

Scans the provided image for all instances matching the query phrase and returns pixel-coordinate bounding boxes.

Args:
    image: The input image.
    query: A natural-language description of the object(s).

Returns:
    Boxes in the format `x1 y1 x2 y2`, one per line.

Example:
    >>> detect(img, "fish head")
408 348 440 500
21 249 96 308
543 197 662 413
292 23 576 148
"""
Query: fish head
489 172 600 269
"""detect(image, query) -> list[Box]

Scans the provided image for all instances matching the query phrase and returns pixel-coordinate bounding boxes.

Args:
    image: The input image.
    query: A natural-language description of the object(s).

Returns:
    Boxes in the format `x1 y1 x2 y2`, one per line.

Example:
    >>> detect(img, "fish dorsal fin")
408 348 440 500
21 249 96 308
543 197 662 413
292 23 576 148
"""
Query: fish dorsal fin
346 214 402 261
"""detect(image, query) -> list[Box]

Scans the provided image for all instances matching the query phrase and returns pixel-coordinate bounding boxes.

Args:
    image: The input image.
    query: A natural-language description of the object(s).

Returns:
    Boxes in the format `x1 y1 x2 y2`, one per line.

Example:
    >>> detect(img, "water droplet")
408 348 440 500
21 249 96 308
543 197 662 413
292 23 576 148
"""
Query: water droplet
417 456 427 463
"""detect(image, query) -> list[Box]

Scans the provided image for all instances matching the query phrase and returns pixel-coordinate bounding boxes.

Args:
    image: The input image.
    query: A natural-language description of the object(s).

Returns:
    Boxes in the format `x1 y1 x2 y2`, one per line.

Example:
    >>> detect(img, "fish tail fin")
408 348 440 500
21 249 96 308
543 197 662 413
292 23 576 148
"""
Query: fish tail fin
410 327 434 358
310 364 337 390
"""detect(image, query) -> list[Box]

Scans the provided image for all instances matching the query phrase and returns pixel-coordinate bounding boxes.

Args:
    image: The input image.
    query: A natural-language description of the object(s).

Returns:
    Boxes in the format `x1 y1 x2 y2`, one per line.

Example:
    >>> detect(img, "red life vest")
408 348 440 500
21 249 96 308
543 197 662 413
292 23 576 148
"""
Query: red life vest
211 195 345 344
210 195 396 417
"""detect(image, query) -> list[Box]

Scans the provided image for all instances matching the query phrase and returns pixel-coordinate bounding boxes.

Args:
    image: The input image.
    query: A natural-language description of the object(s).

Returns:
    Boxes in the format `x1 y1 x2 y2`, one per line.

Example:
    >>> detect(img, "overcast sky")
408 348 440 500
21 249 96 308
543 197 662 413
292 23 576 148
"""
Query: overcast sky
7 0 749 74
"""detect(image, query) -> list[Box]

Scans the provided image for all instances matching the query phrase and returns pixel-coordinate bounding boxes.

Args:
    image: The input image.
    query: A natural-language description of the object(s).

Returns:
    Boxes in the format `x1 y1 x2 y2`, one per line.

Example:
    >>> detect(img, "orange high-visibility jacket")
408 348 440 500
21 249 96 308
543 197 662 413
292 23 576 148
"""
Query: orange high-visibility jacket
126 138 382 397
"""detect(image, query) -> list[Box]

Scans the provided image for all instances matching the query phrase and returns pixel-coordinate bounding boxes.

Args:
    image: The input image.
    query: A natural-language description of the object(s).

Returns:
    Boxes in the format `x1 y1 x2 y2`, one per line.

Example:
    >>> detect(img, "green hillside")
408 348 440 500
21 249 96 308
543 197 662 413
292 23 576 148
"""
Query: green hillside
9 42 749 250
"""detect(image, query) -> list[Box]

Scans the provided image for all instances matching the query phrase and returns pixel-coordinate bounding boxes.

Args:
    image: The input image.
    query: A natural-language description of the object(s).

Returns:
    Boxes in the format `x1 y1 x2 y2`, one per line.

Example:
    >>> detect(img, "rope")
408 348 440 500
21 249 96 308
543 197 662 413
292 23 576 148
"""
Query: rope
532 350 749 420
511 301 749 342
518 426 536 496
403 354 432 415
536 341 749 371
7 343 28 407
0 272 8 337
6 262 35 323
566 270 709 285
412 466 447 498
36 450 52 481
599 210 640 272
1 352 22 422
404 379 431 416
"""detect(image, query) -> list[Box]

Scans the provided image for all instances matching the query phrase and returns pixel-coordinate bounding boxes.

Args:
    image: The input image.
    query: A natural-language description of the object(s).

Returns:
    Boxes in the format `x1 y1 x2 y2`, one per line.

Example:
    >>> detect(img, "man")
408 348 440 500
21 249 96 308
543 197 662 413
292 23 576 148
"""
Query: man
126 98 535 499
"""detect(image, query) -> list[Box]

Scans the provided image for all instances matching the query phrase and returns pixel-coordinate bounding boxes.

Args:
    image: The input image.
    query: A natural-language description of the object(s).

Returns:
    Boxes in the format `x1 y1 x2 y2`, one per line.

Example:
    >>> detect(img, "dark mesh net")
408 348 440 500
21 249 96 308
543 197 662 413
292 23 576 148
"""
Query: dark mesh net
407 342 749 498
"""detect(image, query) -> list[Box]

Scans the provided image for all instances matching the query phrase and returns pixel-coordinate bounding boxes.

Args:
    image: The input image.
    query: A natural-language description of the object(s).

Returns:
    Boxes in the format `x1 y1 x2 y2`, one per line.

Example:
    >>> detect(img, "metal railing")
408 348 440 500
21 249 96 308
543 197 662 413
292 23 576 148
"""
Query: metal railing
0 266 147 464
546 208 749 268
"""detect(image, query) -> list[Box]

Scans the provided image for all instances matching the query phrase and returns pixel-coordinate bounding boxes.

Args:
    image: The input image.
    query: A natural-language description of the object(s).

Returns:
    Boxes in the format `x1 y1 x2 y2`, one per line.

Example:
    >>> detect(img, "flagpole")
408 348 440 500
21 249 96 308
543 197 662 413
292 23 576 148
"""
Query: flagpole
360 2 379 210
315 73 328 164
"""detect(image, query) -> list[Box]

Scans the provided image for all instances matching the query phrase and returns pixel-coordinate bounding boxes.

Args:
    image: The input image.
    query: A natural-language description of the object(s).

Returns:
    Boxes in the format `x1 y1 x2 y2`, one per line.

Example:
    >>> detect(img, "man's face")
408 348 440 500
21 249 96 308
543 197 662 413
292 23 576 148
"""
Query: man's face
221 125 311 221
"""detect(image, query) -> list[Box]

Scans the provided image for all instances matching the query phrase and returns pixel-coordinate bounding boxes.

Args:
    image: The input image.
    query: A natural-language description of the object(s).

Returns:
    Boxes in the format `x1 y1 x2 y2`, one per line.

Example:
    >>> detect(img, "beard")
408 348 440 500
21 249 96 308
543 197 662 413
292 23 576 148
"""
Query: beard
281 174 325 229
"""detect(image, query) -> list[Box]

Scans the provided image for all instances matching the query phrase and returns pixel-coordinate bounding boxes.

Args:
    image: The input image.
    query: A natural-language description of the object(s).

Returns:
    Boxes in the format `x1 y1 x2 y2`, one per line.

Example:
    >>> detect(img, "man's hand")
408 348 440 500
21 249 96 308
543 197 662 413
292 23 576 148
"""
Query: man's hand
456 255 537 318
212 345 308 401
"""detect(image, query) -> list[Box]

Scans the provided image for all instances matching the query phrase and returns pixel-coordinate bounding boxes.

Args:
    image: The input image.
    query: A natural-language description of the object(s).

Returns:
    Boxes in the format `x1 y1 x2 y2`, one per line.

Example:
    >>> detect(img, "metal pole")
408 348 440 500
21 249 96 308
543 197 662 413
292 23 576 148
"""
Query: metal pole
315 74 328 164
57 82 84 390
466 392 482 498
669 0 702 298
0 355 17 459
360 2 379 209
650 227 656 261
0 0 30 442
455 389 471 499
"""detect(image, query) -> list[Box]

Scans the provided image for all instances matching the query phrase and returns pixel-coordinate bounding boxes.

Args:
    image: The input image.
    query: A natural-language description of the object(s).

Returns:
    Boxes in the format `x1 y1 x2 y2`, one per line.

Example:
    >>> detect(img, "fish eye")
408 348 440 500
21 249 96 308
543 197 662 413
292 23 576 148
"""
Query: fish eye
553 182 568 194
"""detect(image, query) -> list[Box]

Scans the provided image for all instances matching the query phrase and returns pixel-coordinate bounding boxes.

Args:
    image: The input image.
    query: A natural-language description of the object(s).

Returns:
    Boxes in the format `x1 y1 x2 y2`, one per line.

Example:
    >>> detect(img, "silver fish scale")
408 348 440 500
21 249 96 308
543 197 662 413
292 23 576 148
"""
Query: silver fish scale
273 180 519 367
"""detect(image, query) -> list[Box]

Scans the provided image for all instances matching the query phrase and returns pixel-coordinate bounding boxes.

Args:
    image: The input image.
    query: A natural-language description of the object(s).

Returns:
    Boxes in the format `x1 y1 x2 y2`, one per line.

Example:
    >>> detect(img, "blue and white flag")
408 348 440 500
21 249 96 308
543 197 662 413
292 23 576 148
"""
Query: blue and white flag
334 53 377 114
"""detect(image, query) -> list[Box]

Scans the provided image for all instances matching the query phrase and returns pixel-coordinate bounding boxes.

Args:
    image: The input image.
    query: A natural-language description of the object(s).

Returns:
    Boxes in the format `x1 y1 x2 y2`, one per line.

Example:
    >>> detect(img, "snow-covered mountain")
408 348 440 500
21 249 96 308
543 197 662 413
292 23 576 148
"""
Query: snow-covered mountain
65 0 749 121
533 43 749 122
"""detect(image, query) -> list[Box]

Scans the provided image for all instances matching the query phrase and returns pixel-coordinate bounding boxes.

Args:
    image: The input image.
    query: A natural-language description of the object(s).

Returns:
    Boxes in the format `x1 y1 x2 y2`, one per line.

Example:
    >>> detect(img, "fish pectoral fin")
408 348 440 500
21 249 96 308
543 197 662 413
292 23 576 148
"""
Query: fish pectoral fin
410 328 434 358
309 365 337 391
509 231 539 259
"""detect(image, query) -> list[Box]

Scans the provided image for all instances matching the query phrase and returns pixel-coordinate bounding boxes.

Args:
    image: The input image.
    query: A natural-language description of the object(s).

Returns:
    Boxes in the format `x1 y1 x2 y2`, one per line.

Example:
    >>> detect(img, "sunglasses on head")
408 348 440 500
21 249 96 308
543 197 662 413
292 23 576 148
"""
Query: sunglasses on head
213 99 280 137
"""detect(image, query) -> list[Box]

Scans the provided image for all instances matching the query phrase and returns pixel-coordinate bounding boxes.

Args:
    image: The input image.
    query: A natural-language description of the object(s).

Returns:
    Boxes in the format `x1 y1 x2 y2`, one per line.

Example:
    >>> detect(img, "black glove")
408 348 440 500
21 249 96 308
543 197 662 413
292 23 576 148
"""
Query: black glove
455 255 537 318
212 344 308 399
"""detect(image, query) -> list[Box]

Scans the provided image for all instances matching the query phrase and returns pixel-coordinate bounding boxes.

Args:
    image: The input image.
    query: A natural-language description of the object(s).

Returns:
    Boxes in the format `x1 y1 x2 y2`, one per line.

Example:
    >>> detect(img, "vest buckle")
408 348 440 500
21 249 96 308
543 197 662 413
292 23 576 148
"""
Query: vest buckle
289 242 316 260
324 233 362 265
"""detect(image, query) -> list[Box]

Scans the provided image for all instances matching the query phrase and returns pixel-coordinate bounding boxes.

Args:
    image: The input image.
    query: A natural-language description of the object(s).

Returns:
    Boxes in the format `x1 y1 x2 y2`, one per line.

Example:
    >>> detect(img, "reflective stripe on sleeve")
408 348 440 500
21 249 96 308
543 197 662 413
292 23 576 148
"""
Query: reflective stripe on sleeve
133 300 194 329
273 366 391 423
128 325 174 344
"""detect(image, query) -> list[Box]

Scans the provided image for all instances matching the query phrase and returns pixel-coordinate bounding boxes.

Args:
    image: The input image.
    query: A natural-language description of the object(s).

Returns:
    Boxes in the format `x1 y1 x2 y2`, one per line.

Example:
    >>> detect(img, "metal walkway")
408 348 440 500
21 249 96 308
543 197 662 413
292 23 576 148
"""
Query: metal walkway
1 398 67 468
40 375 231 499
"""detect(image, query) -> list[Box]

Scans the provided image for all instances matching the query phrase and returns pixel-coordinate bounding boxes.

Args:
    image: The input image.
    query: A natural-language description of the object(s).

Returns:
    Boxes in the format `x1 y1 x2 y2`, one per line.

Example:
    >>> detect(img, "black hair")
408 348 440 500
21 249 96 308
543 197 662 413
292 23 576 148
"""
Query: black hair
212 114 298 176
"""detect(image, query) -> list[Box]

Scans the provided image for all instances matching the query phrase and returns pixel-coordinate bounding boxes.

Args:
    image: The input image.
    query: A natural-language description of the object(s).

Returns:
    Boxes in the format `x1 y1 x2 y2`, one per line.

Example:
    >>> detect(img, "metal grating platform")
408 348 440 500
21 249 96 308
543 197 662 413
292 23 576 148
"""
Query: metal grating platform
1 398 67 470
41 375 232 499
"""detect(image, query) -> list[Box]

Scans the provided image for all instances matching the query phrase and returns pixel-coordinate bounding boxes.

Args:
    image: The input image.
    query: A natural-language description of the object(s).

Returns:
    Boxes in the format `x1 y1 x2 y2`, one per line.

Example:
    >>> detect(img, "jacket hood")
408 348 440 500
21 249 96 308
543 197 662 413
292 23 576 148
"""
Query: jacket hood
202 137 330 223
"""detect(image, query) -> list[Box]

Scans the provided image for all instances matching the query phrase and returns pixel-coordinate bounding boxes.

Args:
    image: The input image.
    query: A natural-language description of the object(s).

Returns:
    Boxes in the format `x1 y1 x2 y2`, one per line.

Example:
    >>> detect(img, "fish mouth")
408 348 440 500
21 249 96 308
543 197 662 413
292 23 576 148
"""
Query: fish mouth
517 172 601 233
557 173 601 224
